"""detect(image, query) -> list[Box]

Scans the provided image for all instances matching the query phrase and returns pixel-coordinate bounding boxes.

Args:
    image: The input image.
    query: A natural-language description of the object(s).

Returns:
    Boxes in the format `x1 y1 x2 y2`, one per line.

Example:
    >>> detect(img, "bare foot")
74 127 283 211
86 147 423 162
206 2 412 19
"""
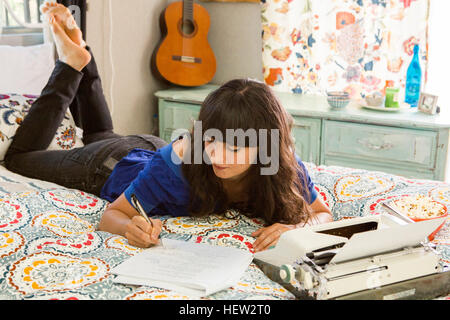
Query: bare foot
49 14 91 71
41 2 86 47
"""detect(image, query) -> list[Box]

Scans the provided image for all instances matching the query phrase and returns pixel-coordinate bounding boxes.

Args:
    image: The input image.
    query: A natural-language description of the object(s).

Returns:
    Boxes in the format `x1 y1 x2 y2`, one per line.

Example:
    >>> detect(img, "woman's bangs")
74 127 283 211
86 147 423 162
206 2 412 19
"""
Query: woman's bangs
200 93 259 147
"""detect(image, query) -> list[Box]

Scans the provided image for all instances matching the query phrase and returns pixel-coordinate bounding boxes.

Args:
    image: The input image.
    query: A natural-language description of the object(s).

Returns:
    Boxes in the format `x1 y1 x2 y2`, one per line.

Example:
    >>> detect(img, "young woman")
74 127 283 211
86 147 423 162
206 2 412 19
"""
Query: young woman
6 4 332 252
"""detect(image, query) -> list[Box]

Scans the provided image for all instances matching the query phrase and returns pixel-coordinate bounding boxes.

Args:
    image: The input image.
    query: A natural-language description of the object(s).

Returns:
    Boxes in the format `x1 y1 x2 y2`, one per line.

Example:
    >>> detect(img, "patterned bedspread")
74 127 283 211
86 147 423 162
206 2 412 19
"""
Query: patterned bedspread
0 163 449 300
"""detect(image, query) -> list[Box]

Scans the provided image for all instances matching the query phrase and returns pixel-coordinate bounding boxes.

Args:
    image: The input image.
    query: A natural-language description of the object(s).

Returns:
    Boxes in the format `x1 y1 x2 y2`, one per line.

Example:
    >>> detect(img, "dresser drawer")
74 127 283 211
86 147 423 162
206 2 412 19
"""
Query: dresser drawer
323 157 436 180
159 100 200 142
291 117 321 164
323 121 438 169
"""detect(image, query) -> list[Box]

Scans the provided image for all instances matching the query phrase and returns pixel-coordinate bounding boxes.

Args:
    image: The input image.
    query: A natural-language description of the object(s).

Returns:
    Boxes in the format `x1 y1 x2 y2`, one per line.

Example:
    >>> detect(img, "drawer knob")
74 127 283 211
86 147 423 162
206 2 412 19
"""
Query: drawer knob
357 139 394 151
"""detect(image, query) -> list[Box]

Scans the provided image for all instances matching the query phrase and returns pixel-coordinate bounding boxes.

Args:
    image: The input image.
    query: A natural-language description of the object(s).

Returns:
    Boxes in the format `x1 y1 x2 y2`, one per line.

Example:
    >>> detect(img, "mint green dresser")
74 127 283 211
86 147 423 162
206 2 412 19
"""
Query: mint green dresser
155 85 450 182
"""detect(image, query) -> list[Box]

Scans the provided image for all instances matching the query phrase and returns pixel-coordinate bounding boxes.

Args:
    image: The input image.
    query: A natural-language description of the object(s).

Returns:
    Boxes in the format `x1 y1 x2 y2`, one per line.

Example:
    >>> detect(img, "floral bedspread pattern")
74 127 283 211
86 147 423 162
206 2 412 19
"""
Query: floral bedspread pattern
0 188 293 300
0 162 449 300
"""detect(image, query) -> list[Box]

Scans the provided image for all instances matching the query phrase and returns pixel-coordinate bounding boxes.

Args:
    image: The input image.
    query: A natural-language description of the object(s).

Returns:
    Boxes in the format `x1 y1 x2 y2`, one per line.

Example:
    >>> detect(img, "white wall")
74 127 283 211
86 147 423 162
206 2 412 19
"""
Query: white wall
195 1 263 84
86 0 169 135
86 0 263 136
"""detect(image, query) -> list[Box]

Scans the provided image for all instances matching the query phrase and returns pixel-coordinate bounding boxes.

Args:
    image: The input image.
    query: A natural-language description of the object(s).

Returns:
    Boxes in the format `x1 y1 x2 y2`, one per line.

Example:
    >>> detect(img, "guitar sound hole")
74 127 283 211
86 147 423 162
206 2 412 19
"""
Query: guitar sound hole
181 19 195 36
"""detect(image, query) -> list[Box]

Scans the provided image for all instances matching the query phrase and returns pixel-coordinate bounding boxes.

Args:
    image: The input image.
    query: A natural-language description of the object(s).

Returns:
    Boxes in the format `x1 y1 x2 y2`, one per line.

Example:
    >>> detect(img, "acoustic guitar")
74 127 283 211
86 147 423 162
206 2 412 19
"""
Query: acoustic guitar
152 0 217 87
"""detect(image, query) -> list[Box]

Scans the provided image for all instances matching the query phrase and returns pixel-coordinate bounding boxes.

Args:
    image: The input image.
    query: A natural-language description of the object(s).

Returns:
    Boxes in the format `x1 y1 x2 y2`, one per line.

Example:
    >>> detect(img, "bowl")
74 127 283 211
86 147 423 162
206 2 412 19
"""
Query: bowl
391 195 448 241
365 92 385 107
409 205 448 242
327 92 350 109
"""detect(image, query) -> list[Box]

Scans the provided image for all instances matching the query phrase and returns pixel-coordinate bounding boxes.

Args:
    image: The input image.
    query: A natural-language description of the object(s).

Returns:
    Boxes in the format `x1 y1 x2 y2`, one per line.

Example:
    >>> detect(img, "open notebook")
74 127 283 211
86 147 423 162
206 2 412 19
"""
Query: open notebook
111 238 253 297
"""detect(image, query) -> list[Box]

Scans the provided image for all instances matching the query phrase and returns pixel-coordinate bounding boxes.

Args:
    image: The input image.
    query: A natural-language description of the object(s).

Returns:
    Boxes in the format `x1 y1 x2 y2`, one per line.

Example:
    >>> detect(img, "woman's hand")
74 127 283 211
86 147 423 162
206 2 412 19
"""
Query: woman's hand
125 216 162 248
251 197 333 253
251 223 295 253
98 194 163 249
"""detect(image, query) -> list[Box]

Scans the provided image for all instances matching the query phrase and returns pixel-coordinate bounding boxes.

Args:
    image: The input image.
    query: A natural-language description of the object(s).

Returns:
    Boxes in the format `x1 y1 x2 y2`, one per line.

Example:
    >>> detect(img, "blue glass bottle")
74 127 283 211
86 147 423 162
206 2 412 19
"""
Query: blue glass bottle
404 44 422 107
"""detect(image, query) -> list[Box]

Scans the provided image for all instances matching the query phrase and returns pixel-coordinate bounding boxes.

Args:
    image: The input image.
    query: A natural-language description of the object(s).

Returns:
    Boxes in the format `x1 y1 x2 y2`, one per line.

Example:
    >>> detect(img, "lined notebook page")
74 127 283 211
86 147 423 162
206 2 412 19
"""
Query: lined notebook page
111 238 253 297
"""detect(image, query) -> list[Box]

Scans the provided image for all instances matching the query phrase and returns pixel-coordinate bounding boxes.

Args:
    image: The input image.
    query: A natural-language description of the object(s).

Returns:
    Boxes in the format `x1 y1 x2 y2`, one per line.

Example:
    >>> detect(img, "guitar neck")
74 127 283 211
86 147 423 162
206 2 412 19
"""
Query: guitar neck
183 0 194 22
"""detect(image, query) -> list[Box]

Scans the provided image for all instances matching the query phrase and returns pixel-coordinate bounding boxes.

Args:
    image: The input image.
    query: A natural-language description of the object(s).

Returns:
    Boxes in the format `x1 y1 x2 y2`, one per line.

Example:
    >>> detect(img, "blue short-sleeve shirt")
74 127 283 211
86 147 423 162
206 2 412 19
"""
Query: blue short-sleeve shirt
100 141 318 216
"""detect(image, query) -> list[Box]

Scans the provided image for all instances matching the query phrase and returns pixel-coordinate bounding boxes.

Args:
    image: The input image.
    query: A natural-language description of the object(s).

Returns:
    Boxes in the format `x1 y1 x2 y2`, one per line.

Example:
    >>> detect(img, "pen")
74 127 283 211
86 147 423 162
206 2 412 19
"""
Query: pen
131 194 163 247
131 194 153 228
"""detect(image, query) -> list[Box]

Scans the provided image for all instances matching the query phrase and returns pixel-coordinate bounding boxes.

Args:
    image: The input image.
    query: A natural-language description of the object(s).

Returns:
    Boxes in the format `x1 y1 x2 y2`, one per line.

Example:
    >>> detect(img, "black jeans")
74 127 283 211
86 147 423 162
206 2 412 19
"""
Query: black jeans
4 47 167 198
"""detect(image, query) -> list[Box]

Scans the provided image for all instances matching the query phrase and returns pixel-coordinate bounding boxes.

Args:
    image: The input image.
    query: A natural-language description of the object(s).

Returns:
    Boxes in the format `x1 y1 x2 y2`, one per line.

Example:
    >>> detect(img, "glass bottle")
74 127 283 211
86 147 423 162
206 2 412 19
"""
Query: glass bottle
404 44 422 107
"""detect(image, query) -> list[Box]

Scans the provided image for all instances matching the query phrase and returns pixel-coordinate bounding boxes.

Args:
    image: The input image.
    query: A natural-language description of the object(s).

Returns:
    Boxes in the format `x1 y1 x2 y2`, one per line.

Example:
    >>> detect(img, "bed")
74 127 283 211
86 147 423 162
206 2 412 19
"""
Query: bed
0 160 449 300
0 23 448 301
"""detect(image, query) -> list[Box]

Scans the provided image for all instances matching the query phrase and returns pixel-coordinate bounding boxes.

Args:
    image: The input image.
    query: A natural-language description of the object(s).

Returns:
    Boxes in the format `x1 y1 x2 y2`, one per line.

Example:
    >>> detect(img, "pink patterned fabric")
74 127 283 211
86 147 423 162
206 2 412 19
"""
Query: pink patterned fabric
262 0 429 99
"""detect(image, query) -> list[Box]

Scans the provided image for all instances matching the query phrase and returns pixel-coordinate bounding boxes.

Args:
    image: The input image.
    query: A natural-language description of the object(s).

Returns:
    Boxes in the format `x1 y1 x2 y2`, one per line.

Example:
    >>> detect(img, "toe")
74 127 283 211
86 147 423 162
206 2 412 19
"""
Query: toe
40 2 52 14
58 3 70 11
46 4 74 26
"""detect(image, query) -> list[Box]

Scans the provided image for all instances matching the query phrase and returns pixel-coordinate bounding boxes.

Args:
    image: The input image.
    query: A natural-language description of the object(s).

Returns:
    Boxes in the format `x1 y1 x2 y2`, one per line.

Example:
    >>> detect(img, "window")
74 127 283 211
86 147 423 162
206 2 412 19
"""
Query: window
1 0 44 34
426 0 450 113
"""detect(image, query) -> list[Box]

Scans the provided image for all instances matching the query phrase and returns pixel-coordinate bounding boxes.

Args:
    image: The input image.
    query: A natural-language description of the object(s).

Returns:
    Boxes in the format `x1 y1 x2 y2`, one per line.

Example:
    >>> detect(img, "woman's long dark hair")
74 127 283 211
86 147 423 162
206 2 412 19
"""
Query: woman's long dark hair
181 79 313 225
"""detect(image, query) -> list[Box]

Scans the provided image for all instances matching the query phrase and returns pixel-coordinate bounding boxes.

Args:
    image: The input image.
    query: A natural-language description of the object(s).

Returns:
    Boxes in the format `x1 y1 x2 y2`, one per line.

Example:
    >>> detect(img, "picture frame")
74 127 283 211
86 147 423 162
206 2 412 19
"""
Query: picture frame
418 93 439 115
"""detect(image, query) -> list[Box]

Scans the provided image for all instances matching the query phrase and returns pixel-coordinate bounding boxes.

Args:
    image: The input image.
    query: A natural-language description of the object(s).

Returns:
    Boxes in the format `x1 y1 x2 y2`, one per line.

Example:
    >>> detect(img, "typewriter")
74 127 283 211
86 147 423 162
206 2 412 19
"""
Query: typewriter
254 214 450 300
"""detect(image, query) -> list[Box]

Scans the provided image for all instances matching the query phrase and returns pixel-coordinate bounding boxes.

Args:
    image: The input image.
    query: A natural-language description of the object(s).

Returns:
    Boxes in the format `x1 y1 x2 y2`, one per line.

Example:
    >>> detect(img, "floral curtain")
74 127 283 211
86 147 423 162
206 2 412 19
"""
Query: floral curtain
261 0 429 99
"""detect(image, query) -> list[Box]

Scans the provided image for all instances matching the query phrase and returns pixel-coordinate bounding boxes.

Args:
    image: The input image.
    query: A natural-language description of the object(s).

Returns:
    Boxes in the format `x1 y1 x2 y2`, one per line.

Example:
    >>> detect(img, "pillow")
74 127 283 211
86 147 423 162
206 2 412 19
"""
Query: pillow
0 43 55 95
0 93 84 161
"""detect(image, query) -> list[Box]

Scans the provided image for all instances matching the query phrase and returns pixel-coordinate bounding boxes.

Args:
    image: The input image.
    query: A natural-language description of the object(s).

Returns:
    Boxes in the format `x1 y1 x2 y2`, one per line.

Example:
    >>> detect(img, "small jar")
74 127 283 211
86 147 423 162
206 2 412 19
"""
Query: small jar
383 80 394 95
385 87 400 108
